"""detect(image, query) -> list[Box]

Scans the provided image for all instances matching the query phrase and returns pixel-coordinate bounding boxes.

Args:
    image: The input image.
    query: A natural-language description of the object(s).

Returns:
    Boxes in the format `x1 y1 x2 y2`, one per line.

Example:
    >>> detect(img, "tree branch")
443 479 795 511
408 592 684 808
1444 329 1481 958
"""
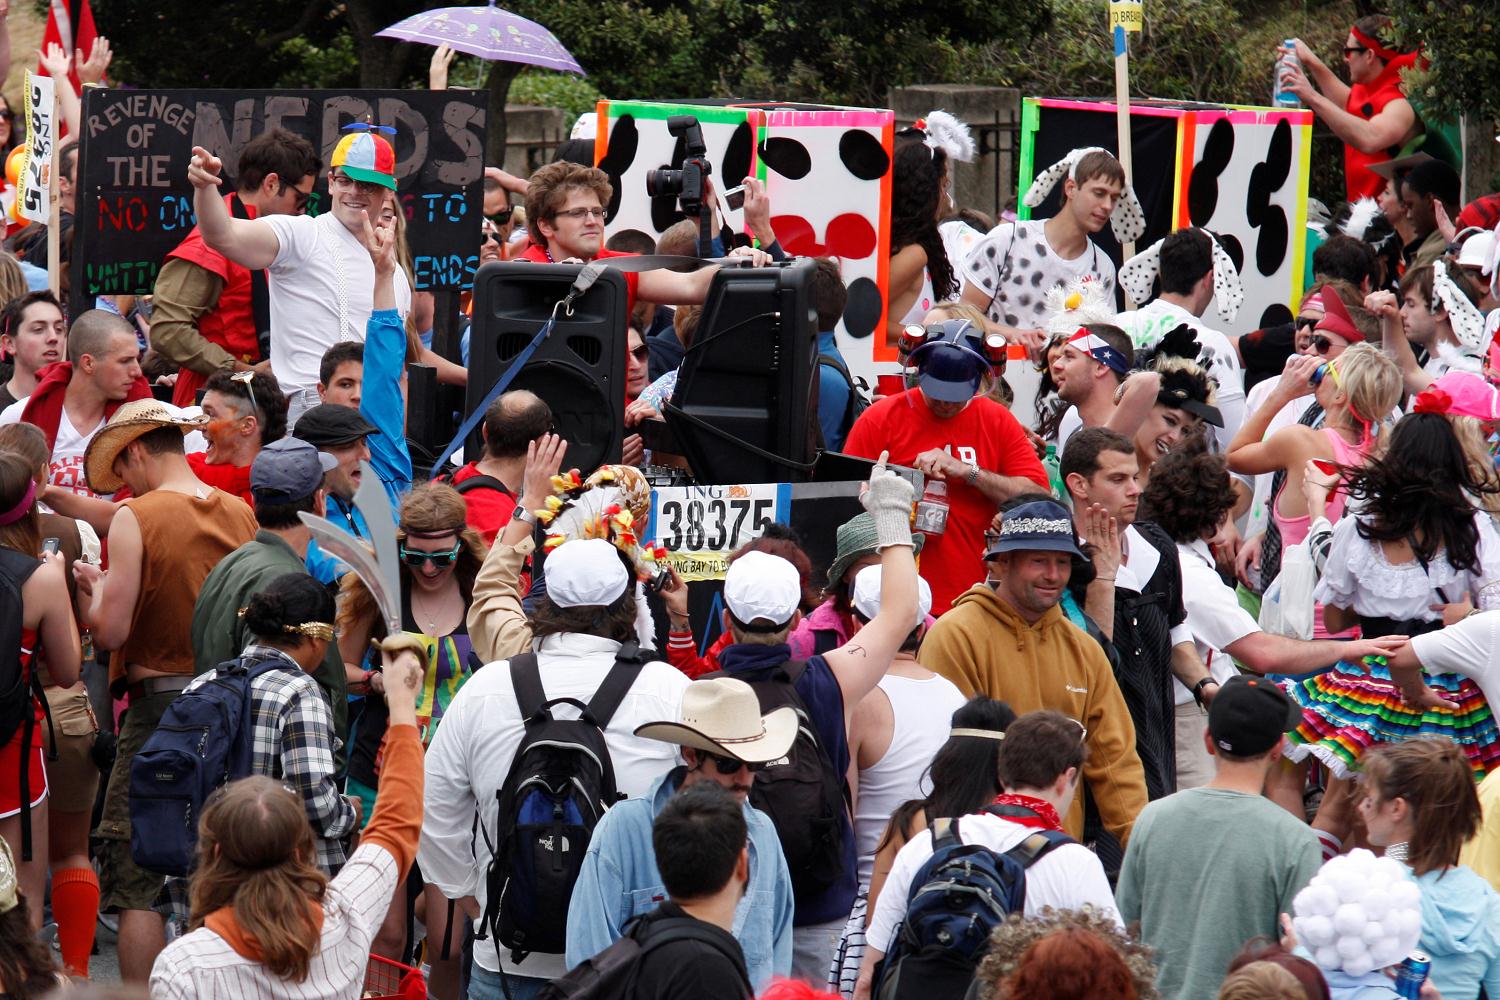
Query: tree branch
257 0 334 49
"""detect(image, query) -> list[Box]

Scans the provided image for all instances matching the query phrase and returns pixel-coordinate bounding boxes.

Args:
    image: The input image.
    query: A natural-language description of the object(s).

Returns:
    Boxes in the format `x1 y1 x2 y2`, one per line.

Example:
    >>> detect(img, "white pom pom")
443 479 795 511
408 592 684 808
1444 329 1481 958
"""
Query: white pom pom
1327 863 1368 903
1299 914 1336 947
1389 879 1422 909
1316 945 1344 970
1333 902 1368 936
1363 887 1393 921
1343 951 1378 977
1362 919 1388 944
1297 883 1341 917
1373 857 1408 884
1369 938 1405 969
1395 907 1422 943
1337 934 1369 960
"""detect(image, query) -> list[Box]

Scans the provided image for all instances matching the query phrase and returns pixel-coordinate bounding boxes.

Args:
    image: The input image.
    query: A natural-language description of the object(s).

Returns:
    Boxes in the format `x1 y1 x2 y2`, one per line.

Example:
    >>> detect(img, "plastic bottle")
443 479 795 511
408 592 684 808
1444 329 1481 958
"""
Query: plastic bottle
913 478 950 536
1273 39 1301 108
1043 443 1066 501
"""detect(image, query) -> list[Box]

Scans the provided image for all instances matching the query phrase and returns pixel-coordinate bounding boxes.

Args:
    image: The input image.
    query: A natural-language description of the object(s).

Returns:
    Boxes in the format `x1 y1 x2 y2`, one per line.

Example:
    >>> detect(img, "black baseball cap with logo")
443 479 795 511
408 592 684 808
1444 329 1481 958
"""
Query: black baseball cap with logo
1208 675 1302 756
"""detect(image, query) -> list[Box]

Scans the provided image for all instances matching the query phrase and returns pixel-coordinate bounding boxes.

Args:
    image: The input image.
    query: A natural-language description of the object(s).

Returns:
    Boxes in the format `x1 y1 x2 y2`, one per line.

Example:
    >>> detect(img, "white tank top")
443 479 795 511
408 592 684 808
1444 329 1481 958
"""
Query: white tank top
854 672 968 884
898 268 937 326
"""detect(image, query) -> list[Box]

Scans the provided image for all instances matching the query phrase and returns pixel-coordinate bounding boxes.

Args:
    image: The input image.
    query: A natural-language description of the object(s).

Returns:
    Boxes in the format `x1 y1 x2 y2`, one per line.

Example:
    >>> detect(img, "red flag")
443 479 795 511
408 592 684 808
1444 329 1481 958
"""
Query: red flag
37 0 100 93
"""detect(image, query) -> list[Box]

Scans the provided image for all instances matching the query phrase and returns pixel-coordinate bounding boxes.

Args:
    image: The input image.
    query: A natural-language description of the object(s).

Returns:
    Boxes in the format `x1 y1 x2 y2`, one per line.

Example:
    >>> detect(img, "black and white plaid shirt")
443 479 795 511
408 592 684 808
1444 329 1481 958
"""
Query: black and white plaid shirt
190 645 355 873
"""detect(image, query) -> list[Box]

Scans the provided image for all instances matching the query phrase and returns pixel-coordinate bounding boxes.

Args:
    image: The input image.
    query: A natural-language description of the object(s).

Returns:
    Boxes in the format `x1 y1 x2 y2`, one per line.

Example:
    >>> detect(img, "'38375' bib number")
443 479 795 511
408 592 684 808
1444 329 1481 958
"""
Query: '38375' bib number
647 483 791 581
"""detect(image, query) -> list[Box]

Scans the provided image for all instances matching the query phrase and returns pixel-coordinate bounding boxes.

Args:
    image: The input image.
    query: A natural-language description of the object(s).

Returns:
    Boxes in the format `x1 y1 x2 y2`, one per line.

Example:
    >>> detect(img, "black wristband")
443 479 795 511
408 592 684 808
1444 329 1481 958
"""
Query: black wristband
1191 676 1218 707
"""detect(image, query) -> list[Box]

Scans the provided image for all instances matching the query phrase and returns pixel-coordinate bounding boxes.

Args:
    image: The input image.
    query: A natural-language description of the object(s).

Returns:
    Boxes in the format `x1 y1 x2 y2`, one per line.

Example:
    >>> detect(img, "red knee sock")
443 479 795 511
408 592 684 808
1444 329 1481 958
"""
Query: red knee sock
52 866 99 977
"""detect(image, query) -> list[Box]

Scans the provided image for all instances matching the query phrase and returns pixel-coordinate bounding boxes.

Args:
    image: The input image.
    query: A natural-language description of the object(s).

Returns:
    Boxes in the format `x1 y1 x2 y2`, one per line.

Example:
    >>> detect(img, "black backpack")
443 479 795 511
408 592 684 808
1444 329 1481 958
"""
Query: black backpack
447 473 514 500
537 912 751 1000
0 548 50 860
706 660 849 898
819 353 870 447
477 642 646 967
874 806 1073 1000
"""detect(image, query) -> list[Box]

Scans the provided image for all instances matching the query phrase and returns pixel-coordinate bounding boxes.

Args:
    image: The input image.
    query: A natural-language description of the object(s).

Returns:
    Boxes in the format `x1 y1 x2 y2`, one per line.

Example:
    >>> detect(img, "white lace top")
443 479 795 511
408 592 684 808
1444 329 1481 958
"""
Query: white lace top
1313 512 1500 621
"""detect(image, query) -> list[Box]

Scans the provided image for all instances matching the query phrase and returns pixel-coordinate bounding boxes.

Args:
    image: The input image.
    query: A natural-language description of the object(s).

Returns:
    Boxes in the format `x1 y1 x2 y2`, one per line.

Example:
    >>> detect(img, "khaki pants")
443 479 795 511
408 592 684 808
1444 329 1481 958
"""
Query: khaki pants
1175 700 1214 791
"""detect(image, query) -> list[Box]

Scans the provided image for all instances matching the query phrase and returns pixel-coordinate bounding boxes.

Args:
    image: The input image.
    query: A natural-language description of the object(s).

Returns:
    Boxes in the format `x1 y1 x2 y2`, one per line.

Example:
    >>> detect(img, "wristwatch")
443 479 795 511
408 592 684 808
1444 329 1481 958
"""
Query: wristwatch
965 462 981 487
1191 676 1219 708
510 504 537 526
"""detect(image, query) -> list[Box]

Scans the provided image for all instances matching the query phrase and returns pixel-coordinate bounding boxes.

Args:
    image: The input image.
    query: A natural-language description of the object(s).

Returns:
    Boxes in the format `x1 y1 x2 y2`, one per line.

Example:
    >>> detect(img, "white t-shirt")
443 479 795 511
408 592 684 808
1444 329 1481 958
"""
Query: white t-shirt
1056 406 1083 453
1112 299 1247 445
962 221 1117 331
867 811 1120 955
1410 611 1500 710
1176 539 1258 705
0 398 105 498
263 211 413 393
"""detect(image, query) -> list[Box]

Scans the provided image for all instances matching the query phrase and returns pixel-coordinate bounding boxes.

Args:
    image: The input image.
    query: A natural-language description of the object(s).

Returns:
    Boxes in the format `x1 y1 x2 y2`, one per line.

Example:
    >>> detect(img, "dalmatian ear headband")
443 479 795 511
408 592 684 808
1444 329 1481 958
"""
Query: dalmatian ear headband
1022 146 1146 244
1118 231 1245 323
1432 259 1487 351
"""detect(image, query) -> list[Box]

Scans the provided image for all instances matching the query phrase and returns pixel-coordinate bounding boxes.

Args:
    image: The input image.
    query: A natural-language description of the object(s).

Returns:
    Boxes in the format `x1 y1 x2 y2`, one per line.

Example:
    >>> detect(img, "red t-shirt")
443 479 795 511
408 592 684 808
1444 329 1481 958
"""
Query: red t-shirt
112 453 253 507
518 244 640 317
450 461 518 546
843 388 1048 613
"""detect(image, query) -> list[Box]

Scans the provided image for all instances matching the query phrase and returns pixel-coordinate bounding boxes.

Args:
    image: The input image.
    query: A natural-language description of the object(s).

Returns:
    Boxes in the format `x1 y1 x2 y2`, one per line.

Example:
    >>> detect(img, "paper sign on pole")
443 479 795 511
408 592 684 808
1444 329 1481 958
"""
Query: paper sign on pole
1109 0 1143 33
18 70 54 225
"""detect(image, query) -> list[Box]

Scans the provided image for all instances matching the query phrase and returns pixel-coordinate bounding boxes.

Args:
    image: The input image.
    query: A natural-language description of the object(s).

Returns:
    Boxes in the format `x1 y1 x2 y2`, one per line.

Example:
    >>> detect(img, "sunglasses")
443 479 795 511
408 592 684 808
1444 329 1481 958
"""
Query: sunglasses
1311 335 1343 355
631 344 650 362
399 541 462 568
1295 316 1320 332
704 752 767 775
1310 358 1344 390
1342 45 1367 56
488 207 514 225
1070 718 1088 743
278 179 313 212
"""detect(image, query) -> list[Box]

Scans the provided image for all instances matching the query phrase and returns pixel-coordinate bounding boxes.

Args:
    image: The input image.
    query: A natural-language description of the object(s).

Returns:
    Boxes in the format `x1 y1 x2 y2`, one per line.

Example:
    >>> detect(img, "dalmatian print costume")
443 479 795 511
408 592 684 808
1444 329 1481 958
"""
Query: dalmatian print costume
963 220 1118 331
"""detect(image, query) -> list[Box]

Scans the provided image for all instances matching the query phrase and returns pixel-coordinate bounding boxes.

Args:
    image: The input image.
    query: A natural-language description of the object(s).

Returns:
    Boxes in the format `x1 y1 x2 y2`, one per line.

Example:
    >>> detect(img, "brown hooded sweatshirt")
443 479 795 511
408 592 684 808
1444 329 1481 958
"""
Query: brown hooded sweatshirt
918 583 1148 845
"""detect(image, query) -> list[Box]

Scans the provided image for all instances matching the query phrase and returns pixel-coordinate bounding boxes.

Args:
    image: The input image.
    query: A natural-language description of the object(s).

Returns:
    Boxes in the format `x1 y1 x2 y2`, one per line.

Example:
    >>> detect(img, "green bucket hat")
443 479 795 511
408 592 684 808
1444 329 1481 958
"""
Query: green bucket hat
825 512 925 590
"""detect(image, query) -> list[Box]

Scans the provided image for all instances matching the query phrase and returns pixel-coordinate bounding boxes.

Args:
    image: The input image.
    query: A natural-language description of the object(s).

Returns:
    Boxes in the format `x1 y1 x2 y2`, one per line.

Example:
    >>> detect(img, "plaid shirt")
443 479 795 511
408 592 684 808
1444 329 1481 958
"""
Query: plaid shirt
192 645 355 872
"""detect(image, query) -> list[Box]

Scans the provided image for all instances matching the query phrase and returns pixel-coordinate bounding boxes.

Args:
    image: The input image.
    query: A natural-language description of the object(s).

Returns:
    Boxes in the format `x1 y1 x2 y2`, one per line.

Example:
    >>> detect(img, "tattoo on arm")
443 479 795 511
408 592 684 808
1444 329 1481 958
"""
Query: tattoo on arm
843 643 868 658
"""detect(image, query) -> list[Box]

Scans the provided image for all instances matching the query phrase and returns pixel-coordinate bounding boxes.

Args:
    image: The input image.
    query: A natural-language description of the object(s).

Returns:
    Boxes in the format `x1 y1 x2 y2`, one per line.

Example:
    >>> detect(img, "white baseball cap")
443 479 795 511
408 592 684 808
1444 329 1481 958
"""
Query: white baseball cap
544 538 630 608
1456 228 1496 273
851 564 932 629
723 551 801 629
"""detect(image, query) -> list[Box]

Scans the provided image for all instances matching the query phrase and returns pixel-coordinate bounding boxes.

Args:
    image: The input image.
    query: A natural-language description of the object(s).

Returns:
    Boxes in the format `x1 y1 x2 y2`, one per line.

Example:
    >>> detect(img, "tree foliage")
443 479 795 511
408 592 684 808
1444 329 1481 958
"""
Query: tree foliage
1387 0 1500 125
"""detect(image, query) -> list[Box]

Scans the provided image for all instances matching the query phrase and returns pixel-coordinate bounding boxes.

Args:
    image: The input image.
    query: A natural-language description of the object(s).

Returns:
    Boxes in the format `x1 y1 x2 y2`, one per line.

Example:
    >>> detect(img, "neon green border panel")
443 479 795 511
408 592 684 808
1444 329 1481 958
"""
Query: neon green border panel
1018 98 1040 222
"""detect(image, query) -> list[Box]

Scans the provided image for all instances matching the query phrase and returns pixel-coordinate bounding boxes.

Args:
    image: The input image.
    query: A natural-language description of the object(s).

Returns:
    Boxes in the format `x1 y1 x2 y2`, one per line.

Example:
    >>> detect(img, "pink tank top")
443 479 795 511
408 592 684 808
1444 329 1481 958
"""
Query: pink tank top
1273 427 1367 638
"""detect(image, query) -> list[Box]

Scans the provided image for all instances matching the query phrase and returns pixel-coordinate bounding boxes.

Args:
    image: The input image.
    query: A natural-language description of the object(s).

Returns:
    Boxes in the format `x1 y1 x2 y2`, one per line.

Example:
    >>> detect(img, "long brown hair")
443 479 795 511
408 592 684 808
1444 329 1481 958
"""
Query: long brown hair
335 482 486 640
0 450 40 557
188 776 329 982
1360 739 1482 876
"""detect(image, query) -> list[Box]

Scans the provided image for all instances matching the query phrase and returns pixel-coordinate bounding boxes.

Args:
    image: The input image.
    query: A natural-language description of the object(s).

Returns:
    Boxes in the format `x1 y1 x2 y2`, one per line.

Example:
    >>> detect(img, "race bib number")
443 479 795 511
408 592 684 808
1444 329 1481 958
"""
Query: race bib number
647 483 791 581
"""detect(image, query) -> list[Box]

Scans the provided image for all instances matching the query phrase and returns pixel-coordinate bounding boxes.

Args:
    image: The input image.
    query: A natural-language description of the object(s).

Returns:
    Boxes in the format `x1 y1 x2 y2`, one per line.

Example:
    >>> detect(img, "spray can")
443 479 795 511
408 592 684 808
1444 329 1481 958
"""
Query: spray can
1393 952 1430 999
1273 39 1302 107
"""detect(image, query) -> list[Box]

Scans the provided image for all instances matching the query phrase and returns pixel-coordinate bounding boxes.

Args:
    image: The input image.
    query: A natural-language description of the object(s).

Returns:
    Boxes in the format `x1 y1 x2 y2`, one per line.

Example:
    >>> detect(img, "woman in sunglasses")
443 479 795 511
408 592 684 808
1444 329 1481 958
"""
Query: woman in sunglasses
1228 343 1402 637
336 480 485 995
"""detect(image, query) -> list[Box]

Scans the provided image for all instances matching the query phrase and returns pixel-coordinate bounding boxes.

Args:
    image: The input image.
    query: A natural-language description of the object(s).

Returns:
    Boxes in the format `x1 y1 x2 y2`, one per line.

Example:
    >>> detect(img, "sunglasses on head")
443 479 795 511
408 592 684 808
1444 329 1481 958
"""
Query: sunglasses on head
704 752 767 775
399 541 462 568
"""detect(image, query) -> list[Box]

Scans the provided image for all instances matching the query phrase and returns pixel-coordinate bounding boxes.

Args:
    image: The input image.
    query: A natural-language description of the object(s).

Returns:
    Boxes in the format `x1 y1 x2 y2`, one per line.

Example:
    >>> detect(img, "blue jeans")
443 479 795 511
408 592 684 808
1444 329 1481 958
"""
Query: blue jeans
467 962 550 1000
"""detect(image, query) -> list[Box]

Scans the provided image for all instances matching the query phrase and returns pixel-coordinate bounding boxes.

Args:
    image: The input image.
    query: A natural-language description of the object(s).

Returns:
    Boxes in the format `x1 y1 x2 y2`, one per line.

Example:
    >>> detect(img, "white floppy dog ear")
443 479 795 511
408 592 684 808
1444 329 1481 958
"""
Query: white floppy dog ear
1118 239 1165 305
1433 260 1487 351
1209 234 1244 324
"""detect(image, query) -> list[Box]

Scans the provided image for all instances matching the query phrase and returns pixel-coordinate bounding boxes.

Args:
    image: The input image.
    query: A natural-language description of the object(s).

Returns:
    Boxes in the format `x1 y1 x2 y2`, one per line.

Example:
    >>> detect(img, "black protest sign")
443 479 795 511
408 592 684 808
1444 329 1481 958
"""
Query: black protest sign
74 88 488 308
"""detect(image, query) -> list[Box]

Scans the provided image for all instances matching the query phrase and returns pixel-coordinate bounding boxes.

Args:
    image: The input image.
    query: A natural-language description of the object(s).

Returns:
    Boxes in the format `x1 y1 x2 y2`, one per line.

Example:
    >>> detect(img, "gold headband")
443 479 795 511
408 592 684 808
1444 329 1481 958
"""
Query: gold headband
236 608 335 642
950 727 1006 741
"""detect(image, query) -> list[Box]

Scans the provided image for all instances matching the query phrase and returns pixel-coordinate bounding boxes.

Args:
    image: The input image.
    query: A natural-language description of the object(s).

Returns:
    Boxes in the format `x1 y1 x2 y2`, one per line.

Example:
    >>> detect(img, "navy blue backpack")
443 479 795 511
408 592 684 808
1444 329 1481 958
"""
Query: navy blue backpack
129 655 293 876
874 810 1073 1000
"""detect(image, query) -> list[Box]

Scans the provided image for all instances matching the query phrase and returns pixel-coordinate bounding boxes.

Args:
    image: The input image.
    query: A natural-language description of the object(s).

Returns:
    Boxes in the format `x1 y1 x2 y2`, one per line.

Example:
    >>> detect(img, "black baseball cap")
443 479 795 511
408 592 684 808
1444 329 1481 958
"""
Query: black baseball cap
293 404 377 449
1208 675 1302 756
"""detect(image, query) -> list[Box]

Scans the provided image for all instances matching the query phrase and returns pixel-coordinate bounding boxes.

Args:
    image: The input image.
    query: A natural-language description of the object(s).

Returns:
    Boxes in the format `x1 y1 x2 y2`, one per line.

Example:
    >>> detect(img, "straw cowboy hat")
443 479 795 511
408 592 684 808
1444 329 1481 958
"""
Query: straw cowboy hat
84 398 206 494
634 677 797 764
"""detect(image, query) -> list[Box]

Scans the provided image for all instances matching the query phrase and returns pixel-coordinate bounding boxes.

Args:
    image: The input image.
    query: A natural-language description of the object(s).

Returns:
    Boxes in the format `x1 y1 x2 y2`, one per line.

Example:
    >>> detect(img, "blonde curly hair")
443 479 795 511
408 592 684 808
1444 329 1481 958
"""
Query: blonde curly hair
974 907 1159 1000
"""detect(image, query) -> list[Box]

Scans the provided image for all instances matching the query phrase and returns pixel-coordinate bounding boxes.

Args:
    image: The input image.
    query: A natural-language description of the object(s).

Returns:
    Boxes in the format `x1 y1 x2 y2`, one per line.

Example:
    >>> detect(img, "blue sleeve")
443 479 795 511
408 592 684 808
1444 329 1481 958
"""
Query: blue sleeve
771 837 795 975
565 819 631 969
363 309 412 505
817 363 850 451
304 539 342 586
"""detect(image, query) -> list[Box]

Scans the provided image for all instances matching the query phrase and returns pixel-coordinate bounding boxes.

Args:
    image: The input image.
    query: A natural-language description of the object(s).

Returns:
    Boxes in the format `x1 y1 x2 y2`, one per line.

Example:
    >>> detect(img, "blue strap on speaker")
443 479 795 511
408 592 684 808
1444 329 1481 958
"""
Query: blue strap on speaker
428 263 606 478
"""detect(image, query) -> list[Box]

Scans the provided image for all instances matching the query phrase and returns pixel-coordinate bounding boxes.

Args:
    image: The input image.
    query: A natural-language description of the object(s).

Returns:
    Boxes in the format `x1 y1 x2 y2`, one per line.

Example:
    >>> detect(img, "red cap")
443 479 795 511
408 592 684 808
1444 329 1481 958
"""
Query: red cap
1315 292 1365 343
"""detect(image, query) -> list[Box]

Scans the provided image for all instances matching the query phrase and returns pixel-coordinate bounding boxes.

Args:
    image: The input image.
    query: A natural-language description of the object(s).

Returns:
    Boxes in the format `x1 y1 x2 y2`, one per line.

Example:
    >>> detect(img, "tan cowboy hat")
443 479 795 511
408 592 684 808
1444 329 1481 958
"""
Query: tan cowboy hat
634 677 797 764
84 399 207 494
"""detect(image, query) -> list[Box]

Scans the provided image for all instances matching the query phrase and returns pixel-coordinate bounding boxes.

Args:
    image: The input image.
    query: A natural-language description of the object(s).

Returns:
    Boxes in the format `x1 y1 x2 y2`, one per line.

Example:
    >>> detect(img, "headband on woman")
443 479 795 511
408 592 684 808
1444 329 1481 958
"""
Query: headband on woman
1118 230 1245 323
0 478 36 526
951 727 1005 741
1432 260 1487 351
1022 146 1146 244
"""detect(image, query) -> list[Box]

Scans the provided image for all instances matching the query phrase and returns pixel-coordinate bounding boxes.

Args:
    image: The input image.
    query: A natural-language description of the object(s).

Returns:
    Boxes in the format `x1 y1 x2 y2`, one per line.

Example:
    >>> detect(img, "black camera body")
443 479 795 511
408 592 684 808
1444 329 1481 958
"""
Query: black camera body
646 115 712 219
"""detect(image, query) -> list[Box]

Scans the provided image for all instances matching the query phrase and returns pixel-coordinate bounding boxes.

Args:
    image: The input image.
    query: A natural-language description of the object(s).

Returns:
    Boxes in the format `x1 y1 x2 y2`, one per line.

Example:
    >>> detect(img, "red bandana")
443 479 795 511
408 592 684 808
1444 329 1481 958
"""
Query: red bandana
990 794 1065 831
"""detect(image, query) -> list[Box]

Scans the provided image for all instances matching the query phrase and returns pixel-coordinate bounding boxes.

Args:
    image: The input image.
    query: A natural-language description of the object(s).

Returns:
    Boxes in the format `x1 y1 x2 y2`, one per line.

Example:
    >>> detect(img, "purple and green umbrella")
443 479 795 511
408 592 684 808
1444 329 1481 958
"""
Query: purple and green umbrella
376 1 585 75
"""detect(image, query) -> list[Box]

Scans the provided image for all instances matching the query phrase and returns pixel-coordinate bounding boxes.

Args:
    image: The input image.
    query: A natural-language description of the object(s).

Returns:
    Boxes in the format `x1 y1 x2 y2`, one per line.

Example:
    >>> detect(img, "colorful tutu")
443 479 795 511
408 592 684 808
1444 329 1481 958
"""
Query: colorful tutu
1275 662 1500 780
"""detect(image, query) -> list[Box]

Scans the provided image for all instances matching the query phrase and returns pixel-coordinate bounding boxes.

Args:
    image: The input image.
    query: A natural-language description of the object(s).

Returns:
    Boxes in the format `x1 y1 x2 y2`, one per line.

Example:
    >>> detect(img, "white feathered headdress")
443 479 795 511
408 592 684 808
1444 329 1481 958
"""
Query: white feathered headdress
917 110 976 163
1042 278 1116 339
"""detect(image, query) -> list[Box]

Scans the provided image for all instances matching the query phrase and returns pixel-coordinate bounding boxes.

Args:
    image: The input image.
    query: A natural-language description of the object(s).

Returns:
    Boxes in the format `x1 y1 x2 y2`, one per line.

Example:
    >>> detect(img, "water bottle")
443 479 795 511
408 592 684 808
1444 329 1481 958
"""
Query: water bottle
913 478 950 536
1273 39 1301 107
1043 443 1066 501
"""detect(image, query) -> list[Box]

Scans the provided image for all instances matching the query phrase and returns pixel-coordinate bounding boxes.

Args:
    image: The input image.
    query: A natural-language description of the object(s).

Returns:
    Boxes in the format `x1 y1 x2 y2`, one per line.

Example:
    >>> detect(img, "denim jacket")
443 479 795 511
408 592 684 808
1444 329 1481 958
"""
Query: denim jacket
565 767 795 990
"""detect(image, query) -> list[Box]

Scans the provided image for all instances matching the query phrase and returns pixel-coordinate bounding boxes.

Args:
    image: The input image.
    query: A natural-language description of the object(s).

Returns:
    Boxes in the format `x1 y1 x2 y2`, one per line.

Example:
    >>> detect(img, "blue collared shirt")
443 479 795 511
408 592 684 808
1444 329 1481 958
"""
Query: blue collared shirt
565 767 795 990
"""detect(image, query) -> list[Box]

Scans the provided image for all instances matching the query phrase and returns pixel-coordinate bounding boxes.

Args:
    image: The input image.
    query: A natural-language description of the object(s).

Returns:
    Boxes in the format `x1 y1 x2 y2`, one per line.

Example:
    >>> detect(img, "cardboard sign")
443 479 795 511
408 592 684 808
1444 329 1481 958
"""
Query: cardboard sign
74 88 488 308
647 482 791 581
19 71 54 225
1109 1 1144 33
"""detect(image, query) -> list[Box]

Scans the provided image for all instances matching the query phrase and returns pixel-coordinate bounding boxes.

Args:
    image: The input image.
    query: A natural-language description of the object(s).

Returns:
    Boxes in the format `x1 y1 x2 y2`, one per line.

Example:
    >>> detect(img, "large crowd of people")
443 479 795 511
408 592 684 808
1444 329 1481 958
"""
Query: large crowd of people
3 9 1500 1000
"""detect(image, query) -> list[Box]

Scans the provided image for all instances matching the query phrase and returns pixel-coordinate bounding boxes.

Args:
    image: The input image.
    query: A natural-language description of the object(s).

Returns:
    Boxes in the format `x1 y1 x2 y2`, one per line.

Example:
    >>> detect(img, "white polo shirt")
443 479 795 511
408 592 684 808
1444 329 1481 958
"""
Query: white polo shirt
1176 538 1259 705
866 811 1120 955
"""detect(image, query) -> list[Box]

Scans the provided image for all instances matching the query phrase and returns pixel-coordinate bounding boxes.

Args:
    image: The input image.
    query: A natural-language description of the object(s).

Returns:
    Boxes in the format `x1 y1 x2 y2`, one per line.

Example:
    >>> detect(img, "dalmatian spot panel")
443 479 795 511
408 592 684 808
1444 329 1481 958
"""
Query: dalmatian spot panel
596 99 896 385
1018 98 1313 334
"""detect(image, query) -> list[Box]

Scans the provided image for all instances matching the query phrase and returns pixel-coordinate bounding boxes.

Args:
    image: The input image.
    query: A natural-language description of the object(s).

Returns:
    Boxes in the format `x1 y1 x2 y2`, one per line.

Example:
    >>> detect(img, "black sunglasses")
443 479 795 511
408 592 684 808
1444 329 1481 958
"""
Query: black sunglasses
488 208 514 225
705 752 767 775
399 541 462 568
631 344 650 362
1295 316 1320 332
277 178 312 211
1312 335 1338 355
1342 45 1367 56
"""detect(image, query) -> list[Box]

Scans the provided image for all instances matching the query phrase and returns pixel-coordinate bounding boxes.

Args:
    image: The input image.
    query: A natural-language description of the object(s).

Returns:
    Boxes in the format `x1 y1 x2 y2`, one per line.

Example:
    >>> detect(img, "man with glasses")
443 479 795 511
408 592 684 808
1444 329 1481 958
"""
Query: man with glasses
155 129 321 409
919 496 1148 845
1277 15 1421 201
565 677 796 990
519 161 770 317
188 127 411 423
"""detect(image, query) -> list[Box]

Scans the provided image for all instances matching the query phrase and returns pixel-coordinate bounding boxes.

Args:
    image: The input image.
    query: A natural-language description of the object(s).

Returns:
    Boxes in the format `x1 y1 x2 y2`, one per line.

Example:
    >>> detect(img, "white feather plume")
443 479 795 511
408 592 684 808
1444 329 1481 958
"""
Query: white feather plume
1339 197 1384 242
1042 278 1115 338
923 110 976 163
